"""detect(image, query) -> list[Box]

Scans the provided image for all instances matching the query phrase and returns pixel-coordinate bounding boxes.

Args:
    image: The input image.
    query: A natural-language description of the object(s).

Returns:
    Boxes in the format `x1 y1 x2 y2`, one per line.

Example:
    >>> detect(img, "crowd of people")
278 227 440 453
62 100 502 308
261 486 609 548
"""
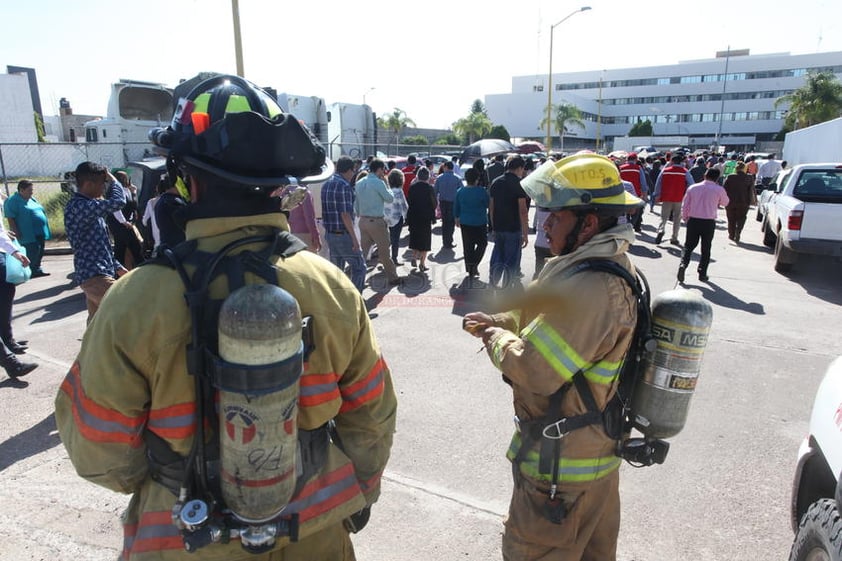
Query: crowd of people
316 145 771 292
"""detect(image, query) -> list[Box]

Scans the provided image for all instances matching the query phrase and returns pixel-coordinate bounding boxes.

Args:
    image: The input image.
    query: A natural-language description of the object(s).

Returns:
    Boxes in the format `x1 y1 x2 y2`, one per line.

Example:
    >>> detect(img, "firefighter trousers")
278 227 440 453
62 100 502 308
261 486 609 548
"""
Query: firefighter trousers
502 469 620 561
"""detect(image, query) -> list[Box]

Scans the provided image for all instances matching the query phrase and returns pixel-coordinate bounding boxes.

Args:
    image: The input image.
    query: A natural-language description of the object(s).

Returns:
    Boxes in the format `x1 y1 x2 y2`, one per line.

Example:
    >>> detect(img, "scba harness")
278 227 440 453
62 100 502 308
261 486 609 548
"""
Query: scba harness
143 229 329 553
510 260 668 523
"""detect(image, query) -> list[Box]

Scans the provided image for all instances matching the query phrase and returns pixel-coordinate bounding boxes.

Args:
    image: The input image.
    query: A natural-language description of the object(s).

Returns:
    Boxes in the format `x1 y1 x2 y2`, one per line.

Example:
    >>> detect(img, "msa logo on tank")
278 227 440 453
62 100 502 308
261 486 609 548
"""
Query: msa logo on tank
648 315 709 393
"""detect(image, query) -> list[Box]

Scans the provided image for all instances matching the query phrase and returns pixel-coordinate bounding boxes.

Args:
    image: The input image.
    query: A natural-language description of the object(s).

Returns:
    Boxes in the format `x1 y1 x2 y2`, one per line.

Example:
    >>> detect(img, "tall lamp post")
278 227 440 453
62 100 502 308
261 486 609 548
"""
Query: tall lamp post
545 6 591 152
231 0 245 77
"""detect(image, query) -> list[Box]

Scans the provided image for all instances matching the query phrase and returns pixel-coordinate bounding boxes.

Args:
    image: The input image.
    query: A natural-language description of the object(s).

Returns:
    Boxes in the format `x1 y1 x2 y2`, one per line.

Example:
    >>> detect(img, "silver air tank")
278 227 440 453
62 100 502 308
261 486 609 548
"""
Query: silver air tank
216 284 303 523
631 288 713 439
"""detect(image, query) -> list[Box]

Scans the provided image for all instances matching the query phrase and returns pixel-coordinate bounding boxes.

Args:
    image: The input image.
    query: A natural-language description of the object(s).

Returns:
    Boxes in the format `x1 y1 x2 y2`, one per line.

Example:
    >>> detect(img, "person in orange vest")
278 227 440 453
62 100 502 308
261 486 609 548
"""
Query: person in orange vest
652 154 694 245
618 153 650 232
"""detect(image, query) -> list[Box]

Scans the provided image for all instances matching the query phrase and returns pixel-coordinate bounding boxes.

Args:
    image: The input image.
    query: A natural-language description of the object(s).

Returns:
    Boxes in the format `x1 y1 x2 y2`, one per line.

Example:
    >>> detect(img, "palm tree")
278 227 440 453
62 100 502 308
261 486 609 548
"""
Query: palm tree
540 102 585 153
452 112 493 144
775 71 842 130
377 108 416 148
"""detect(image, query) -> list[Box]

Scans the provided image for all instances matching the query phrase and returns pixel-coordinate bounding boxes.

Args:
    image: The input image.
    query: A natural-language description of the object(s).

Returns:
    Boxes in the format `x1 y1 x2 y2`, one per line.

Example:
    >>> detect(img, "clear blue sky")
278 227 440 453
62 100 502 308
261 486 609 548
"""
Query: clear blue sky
2 0 841 129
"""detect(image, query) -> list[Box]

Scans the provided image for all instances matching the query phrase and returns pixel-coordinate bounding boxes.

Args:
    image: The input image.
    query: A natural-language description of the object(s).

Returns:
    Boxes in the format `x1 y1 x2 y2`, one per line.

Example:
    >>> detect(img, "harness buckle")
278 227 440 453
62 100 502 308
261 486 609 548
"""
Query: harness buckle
542 418 570 440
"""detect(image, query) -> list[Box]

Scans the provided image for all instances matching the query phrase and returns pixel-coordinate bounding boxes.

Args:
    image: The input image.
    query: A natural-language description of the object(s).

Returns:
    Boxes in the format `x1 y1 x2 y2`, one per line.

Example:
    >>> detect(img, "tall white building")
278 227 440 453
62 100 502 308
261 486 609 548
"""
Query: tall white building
0 72 37 142
485 50 842 152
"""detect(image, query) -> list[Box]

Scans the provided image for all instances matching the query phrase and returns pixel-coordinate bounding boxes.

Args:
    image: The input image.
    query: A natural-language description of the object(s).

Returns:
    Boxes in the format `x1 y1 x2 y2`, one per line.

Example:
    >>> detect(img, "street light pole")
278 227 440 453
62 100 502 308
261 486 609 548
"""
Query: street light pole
231 0 245 77
545 6 591 153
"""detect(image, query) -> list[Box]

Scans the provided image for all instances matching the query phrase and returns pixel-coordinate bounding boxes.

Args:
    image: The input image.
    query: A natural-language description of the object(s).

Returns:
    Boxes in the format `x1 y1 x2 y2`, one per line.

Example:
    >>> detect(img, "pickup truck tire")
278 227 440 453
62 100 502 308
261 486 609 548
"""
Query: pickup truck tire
762 218 776 248
775 233 795 272
789 498 842 561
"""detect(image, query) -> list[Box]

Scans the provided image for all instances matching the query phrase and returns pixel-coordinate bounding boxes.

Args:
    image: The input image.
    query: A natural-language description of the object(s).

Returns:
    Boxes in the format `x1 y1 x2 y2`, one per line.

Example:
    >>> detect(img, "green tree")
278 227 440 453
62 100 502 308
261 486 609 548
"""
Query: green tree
487 125 511 141
34 112 45 142
540 102 585 152
377 108 416 145
775 71 842 130
470 99 487 115
402 134 429 145
434 133 462 145
453 111 493 144
628 119 653 136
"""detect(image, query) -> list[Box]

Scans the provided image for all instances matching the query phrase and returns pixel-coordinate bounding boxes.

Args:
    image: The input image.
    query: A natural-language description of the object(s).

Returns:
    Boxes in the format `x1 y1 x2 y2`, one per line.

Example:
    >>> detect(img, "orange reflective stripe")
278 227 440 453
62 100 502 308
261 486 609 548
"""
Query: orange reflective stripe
124 510 182 554
359 469 383 493
60 362 146 446
147 401 195 440
339 357 386 413
288 462 361 522
299 372 341 407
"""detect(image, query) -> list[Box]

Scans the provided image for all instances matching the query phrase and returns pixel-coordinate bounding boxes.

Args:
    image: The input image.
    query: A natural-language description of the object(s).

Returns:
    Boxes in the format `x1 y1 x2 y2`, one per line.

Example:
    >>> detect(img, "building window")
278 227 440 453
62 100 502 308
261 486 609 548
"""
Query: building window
657 77 670 85
533 85 544 92
69 129 76 142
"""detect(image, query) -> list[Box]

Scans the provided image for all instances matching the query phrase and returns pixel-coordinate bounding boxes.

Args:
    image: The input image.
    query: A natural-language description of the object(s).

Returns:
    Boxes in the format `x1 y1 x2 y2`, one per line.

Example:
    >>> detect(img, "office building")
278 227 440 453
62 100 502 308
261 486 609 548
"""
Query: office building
485 50 842 152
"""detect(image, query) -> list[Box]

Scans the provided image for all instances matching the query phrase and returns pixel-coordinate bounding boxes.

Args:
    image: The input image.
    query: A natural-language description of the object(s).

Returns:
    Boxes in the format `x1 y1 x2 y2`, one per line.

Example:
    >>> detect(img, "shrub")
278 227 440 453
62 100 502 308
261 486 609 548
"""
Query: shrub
41 191 72 239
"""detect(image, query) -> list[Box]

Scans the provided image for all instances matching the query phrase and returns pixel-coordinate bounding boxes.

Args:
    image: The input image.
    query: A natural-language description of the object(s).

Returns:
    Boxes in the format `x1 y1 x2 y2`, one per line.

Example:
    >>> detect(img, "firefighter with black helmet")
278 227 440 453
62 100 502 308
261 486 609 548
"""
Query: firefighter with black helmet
55 75 397 560
464 154 644 560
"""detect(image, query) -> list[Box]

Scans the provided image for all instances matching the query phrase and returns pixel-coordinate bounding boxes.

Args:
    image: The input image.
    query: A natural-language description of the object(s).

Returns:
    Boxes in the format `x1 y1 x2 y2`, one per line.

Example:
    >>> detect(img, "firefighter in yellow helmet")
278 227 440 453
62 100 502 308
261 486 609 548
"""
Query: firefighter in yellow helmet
464 154 644 560
55 75 397 560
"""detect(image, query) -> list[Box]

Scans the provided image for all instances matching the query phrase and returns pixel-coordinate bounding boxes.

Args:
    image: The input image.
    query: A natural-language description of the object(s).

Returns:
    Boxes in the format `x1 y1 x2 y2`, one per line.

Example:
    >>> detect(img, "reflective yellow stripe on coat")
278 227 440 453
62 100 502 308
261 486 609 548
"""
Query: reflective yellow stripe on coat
517 316 623 385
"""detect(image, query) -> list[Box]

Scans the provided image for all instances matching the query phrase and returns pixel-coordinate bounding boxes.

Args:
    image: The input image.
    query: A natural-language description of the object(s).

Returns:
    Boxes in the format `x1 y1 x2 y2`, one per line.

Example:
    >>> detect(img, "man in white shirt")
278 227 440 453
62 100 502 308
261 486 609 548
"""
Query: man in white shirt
757 157 783 186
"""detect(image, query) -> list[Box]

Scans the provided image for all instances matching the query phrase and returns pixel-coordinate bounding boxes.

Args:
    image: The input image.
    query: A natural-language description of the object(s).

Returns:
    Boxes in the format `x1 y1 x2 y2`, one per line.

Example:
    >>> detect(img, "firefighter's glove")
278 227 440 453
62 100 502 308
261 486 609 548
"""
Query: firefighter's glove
343 505 371 533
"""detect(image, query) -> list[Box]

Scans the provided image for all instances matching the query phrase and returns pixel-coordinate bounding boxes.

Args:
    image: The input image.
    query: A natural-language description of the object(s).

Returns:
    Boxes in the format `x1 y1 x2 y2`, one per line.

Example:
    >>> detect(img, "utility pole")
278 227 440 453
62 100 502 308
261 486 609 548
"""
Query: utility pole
232 0 245 77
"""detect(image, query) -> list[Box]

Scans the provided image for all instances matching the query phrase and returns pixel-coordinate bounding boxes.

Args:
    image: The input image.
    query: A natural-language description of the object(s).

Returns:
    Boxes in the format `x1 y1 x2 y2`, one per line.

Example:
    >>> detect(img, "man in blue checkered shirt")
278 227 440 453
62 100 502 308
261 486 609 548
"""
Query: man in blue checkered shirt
64 161 127 322
321 156 366 291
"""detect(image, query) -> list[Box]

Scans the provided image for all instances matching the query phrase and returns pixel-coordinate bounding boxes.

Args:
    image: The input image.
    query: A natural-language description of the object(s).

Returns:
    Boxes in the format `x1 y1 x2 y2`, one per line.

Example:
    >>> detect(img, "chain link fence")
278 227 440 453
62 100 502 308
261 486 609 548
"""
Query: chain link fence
0 141 158 197
0 139 476 198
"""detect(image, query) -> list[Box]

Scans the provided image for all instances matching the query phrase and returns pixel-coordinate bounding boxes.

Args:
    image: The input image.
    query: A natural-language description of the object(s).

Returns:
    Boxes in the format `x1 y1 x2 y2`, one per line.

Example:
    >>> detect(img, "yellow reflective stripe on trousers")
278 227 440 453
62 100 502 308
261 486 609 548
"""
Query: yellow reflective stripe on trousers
506 433 621 482
520 317 588 383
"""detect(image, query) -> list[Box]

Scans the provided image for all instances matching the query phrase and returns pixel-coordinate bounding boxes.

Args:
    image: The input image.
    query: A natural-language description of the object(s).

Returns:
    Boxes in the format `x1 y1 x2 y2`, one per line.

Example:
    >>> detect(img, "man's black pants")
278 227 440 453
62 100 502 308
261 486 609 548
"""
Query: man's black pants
681 217 716 275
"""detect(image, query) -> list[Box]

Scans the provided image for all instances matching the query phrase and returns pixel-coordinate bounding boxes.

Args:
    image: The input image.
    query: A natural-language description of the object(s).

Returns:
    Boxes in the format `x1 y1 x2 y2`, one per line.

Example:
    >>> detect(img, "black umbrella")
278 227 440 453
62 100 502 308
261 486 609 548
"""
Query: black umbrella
460 139 517 162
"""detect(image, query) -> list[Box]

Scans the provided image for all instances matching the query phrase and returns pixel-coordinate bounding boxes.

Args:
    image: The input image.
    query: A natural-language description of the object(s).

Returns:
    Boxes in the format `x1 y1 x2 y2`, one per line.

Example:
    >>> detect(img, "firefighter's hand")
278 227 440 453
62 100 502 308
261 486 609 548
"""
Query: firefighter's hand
480 326 504 347
343 505 371 533
463 312 494 337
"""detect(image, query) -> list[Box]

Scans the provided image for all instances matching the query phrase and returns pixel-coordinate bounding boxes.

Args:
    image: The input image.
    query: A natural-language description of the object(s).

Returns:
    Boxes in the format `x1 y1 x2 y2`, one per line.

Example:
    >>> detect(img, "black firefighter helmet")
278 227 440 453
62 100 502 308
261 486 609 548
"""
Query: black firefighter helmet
149 75 331 186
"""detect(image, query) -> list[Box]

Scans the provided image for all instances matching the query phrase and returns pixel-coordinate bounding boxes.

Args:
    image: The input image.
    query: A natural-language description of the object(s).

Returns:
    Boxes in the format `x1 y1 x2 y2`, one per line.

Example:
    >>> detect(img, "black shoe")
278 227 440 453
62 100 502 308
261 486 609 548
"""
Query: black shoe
698 273 709 282
411 258 417 268
4 359 38 379
677 265 686 283
654 232 664 244
31 271 51 278
7 344 27 355
670 239 682 246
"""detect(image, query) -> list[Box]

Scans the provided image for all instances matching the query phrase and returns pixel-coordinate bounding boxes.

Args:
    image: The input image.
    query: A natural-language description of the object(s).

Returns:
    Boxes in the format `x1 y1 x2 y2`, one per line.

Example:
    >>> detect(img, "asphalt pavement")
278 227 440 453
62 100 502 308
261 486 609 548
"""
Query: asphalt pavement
2 206 841 561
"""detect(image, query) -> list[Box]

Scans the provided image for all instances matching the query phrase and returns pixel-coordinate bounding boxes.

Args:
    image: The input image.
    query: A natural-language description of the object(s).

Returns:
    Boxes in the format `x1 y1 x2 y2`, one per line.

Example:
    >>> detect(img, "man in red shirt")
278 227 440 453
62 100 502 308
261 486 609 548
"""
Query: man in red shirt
678 168 730 283
402 154 418 198
619 153 649 232
653 155 694 245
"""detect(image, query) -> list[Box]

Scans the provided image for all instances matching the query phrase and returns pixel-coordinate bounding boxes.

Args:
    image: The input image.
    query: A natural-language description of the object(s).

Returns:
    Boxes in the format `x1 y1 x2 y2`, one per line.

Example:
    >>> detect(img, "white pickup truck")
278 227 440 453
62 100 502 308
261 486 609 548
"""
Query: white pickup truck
757 163 842 272
789 356 842 560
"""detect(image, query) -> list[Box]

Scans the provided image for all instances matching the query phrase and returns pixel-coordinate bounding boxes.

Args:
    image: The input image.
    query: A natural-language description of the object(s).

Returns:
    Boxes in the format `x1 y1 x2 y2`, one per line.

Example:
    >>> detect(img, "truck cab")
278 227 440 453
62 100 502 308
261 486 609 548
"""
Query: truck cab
84 80 173 164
